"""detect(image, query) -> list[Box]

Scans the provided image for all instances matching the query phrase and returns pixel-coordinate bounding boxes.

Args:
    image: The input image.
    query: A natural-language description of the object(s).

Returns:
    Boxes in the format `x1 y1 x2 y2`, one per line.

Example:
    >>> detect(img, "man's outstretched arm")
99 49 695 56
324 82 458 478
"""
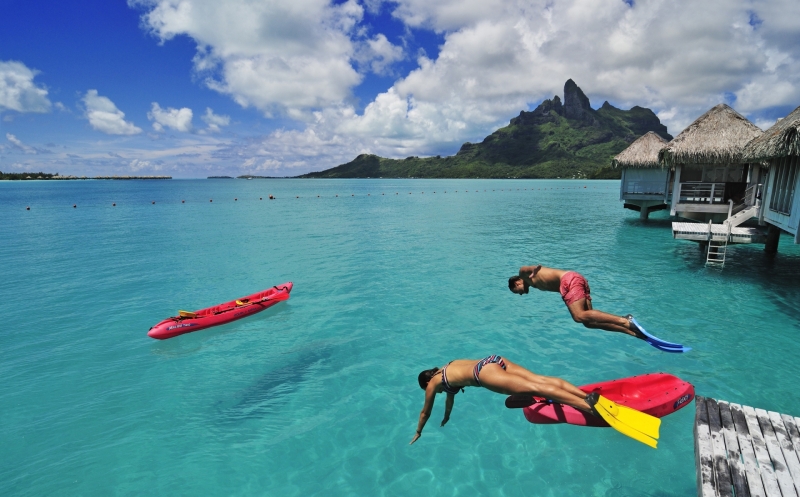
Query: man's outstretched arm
519 265 542 279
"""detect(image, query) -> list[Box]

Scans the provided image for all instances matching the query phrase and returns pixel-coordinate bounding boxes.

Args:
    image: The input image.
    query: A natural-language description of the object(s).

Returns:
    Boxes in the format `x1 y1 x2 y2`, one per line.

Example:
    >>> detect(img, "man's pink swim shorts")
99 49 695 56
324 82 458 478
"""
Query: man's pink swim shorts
560 271 592 306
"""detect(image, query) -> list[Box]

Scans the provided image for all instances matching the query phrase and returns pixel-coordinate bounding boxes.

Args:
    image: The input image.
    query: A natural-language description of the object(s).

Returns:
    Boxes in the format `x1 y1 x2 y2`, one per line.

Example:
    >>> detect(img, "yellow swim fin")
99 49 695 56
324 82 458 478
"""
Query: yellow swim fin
587 393 660 449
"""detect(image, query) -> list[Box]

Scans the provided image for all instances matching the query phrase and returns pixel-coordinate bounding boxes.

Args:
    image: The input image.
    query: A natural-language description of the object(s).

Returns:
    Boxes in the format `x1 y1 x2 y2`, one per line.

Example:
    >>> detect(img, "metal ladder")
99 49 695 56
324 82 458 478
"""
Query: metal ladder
706 221 731 267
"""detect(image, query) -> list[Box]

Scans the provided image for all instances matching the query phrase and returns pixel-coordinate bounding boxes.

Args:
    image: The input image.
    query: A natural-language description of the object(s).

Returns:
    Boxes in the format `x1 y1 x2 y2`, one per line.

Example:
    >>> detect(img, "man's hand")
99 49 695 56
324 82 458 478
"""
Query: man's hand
409 432 421 445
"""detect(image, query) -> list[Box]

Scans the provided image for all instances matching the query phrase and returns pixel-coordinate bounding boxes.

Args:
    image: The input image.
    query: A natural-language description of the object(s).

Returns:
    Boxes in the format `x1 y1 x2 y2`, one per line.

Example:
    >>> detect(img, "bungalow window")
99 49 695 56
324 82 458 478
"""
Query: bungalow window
769 156 798 215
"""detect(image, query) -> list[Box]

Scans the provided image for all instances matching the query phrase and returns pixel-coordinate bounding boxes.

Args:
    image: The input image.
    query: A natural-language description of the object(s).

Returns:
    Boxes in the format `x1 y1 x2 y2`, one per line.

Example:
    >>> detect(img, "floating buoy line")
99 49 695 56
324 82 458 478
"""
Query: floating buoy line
14 185 613 210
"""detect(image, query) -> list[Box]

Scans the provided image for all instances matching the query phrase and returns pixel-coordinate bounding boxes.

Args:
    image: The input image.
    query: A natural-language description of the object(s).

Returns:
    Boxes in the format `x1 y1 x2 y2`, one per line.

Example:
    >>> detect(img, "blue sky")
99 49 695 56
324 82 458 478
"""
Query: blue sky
2 0 800 177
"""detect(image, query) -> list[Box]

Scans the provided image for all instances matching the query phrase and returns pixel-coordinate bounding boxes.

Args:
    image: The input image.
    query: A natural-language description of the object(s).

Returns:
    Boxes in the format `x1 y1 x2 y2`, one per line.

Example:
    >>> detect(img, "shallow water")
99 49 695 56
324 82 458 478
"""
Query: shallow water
2 179 799 496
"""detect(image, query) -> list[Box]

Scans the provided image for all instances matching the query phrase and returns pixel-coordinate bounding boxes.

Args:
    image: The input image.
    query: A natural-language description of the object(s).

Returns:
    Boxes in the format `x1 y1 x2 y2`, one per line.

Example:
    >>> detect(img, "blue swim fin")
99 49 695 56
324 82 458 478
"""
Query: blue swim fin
650 341 692 353
629 317 690 353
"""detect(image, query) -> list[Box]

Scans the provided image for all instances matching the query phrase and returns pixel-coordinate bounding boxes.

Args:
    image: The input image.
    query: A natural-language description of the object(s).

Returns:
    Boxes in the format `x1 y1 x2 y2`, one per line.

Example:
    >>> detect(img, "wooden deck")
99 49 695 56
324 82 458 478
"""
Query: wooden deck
694 395 800 496
673 222 767 244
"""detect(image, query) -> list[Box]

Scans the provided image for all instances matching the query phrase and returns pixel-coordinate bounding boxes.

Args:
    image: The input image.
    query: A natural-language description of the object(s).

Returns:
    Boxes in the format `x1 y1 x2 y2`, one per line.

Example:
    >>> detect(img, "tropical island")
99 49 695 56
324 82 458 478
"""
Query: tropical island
0 171 58 180
300 80 672 179
1 172 171 180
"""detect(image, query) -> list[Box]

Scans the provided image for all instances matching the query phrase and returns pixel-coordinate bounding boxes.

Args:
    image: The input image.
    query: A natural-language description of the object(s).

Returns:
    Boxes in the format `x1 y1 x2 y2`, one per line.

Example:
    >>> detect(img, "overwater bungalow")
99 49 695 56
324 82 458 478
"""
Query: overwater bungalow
660 104 765 224
614 131 670 220
741 105 800 250
660 105 771 265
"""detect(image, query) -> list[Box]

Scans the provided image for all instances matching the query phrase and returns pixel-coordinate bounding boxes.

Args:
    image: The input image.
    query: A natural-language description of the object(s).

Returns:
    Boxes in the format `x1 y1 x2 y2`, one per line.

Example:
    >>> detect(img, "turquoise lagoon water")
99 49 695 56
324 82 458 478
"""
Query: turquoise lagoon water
2 179 800 496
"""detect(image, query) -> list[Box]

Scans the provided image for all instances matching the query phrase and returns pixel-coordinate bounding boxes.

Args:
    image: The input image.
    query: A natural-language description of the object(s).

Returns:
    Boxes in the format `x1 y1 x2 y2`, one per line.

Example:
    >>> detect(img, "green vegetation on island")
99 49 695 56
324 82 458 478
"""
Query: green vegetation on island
0 171 58 180
300 80 672 179
1 172 171 180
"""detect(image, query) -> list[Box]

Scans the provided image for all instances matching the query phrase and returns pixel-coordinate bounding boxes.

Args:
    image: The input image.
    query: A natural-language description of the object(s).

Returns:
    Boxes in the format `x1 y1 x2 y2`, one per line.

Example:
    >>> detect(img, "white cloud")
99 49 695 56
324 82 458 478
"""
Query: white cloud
200 107 230 133
148 102 193 132
129 159 157 171
354 34 405 75
6 133 36 154
82 90 142 135
131 0 403 116
0 60 51 113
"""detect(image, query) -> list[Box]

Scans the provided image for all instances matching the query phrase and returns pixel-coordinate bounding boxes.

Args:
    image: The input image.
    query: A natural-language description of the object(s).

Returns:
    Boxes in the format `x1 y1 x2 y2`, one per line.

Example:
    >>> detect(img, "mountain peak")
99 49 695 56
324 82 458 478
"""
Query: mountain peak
563 79 593 121
302 79 671 179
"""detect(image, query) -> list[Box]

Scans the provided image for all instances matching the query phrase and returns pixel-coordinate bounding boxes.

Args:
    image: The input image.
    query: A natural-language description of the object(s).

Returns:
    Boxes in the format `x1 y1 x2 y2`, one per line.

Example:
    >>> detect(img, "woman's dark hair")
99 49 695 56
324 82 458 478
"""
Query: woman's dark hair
508 275 522 290
418 367 439 389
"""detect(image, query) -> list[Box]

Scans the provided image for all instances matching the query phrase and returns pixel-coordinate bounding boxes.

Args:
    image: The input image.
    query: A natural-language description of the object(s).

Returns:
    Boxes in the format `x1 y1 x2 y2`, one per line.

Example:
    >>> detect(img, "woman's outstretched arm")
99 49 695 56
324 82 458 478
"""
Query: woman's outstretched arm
410 382 437 445
441 393 455 426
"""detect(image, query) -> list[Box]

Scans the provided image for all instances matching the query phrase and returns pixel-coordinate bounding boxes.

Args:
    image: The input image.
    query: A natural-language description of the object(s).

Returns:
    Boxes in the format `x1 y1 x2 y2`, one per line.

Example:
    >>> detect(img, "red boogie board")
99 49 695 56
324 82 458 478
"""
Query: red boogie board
507 373 694 427
148 282 293 340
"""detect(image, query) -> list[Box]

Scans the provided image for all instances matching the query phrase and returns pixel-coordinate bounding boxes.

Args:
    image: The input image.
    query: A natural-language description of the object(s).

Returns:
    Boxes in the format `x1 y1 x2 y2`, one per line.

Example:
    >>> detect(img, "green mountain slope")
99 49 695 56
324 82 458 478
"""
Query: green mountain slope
301 80 671 179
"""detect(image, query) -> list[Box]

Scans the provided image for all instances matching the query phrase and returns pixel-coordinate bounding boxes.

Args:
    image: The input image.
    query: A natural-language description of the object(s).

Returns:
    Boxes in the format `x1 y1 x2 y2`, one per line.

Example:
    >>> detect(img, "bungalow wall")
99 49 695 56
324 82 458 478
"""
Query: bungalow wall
761 155 800 242
619 167 671 201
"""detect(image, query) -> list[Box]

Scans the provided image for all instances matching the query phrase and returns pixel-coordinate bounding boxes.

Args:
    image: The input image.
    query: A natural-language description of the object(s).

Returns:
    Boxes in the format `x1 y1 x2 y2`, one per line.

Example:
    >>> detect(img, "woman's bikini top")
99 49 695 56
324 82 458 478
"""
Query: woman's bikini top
439 362 464 395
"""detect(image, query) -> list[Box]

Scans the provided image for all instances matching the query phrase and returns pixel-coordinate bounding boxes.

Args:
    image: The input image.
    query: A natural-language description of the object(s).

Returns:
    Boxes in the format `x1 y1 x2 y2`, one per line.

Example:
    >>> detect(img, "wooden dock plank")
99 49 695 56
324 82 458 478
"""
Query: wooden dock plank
770 411 800 493
756 408 799 496
708 398 734 497
696 397 718 497
671 222 766 243
719 401 750 497
731 403 767 497
783 414 800 461
695 398 800 497
743 406 783 497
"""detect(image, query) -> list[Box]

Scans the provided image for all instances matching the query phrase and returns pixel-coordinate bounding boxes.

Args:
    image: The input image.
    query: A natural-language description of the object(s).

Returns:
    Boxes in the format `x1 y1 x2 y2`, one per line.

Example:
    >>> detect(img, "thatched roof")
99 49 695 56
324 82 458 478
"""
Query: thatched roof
612 131 669 168
659 104 763 167
741 105 800 161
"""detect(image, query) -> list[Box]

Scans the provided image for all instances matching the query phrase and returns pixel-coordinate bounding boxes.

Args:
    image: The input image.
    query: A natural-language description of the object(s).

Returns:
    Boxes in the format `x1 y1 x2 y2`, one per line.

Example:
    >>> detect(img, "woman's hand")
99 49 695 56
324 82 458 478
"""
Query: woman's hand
440 416 449 427
409 431 421 445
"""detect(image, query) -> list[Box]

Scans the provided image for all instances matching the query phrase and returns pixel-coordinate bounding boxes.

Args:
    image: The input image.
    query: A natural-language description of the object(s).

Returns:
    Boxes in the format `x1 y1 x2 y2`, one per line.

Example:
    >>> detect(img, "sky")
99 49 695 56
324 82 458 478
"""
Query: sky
1 0 800 178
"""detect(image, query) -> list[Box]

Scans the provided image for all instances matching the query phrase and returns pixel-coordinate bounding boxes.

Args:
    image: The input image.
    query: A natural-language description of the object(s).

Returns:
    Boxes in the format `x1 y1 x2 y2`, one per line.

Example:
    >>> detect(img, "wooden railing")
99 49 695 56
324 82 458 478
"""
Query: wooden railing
744 183 762 207
677 182 727 204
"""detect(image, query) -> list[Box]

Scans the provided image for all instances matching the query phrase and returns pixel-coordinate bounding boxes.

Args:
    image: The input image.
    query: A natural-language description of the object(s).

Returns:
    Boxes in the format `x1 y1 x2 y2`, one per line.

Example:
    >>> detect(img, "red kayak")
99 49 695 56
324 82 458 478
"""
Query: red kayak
506 373 694 426
148 283 292 340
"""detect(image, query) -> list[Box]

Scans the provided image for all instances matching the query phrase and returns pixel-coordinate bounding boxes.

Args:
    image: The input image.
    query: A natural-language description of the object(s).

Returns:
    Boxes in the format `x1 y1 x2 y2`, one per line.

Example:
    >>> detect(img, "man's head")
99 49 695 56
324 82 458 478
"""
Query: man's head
418 368 439 389
508 275 529 295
